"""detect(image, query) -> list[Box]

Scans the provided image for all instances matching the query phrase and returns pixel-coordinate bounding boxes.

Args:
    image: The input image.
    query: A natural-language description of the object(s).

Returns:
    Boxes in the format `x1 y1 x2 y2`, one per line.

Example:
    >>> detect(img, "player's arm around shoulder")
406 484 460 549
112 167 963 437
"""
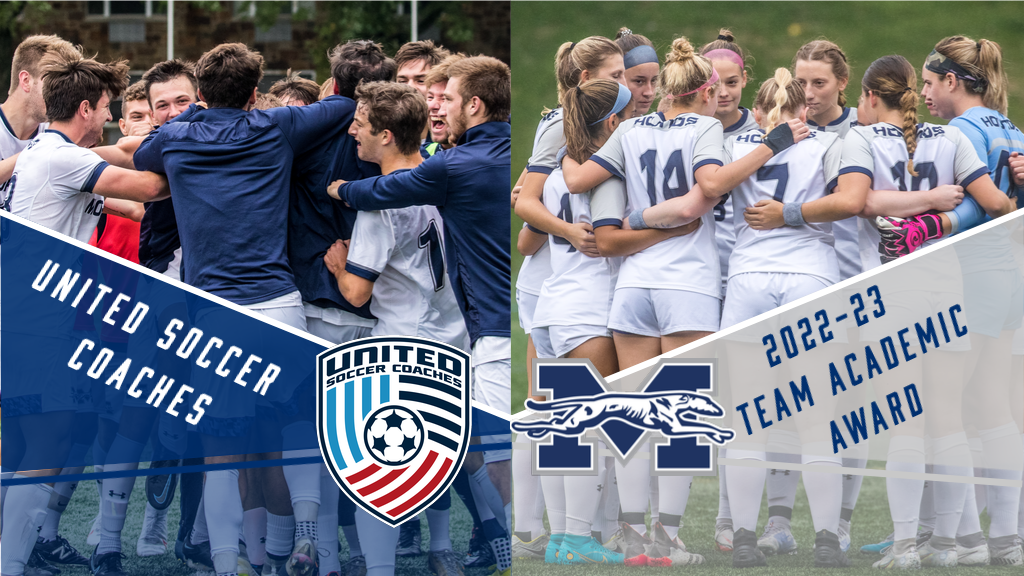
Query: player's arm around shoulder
338 153 449 210
102 198 145 222
93 165 169 203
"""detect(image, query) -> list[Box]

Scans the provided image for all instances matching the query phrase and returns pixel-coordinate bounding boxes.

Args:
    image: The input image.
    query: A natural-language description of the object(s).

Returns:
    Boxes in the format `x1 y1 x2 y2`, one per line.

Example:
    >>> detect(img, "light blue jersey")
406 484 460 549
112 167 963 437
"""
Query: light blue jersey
947 106 1024 233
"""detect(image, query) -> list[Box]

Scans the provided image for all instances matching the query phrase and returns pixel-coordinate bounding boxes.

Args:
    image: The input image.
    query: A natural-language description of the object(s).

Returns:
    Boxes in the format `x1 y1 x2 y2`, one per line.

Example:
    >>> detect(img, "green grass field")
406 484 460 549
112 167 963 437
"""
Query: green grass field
49 468 483 576
513 468 1017 575
510 1 1024 414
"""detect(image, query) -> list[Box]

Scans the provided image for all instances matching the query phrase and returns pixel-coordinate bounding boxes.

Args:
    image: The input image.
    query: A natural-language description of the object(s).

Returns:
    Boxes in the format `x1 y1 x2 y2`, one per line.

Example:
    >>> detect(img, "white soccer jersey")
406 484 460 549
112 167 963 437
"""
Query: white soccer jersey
808 107 861 280
8 130 108 242
532 169 619 329
592 112 722 298
1 108 47 210
840 122 987 278
727 128 841 284
526 108 564 175
346 203 469 350
716 108 760 284
515 231 551 296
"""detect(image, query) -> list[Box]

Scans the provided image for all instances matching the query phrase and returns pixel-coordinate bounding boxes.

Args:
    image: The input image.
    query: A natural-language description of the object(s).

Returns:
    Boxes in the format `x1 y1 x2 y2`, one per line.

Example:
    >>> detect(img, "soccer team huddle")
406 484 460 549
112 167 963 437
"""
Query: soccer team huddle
512 27 1024 569
1 32 512 576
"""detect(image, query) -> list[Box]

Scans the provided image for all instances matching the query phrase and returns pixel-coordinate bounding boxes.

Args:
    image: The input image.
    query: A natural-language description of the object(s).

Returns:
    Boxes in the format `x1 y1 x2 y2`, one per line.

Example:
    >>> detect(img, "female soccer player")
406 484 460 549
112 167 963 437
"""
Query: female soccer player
560 36 807 566
614 28 658 117
921 35 1024 566
511 34 624 561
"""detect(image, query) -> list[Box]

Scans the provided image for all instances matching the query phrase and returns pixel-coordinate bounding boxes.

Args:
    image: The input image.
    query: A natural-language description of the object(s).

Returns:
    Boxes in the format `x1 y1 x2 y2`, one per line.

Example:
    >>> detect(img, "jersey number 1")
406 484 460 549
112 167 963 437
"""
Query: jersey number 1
418 219 445 292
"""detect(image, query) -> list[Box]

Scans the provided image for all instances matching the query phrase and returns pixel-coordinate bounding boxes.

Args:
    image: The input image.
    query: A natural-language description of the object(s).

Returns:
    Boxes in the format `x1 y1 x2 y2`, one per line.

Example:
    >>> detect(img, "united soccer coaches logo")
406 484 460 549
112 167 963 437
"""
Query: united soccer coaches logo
317 336 471 526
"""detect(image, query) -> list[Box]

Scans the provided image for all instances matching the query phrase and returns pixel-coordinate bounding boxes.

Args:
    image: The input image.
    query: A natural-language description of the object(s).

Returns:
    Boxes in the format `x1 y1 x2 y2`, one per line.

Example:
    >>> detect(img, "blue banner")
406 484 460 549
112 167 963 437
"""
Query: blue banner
1 214 509 482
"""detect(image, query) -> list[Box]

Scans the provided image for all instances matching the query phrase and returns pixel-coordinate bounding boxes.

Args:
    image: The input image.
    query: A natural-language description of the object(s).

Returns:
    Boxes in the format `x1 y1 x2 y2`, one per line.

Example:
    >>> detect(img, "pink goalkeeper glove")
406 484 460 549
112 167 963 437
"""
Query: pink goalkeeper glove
876 214 944 263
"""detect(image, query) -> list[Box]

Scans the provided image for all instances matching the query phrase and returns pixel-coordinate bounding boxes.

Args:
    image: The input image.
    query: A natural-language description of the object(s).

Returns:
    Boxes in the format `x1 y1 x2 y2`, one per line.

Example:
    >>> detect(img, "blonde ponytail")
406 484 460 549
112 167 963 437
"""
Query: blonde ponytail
754 67 805 132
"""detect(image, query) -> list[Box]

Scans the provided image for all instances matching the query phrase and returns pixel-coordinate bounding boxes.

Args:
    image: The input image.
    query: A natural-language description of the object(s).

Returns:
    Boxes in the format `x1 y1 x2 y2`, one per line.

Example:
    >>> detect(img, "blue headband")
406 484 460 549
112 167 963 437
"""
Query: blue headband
623 45 659 69
589 82 633 125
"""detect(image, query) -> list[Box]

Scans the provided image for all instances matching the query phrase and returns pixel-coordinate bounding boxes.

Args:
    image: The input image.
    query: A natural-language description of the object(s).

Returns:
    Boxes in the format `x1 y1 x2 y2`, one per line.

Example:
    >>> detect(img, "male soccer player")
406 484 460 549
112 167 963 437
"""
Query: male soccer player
135 42 375 576
323 80 468 576
3 51 167 576
421 55 464 157
394 40 450 98
269 70 320 107
330 55 512 576
0 35 81 202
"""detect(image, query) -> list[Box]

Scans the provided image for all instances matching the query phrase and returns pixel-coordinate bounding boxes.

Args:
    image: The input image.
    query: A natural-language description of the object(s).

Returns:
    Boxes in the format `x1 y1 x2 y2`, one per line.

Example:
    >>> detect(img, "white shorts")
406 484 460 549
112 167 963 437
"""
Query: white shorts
162 246 183 281
549 324 611 358
304 302 376 344
531 326 554 359
472 337 511 464
859 290 971 352
516 289 540 334
962 270 1024 338
1013 325 1024 356
609 288 720 337
245 290 307 330
721 273 830 330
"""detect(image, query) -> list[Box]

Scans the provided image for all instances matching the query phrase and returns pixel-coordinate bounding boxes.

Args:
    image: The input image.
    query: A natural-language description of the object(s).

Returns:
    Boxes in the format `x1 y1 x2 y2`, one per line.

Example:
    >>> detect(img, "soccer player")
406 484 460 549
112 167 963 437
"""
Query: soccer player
3 51 167 576
394 40 450 98
614 28 658 117
330 55 512 576
134 42 371 576
422 54 464 156
0 35 81 202
322 80 468 576
269 69 320 106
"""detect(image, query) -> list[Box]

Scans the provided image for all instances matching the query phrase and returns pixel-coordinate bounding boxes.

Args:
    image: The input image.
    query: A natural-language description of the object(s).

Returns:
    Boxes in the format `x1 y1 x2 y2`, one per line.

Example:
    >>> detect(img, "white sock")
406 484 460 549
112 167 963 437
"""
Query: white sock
657 475 692 540
564 475 601 537
539 475 565 534
512 435 544 540
470 466 507 533
726 449 767 532
802 444 842 534
648 473 659 527
979 423 1024 538
931 432 971 539
968 436 986 515
282 430 321 542
956 480 982 538
426 507 452 551
265 512 295 557
341 523 361 558
318 468 341 572
920 478 936 532
242 507 267 567
717 447 732 525
615 458 650 535
766 429 802 519
886 436 926 541
356 508 400 576
205 470 243 568
39 467 83 541
600 459 620 539
1019 434 1024 540
191 495 210 544
0 482 52 575
841 455 868 513
99 464 139 554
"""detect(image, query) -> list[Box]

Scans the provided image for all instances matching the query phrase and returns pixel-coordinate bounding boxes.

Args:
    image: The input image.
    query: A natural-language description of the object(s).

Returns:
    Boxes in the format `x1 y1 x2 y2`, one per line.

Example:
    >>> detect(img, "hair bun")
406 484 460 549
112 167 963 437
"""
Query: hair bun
617 27 633 38
667 36 695 64
717 29 734 43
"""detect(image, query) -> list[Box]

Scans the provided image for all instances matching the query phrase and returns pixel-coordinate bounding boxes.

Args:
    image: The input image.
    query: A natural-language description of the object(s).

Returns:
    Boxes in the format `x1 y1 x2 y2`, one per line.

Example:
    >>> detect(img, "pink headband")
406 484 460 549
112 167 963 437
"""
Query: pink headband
704 48 744 69
675 67 720 98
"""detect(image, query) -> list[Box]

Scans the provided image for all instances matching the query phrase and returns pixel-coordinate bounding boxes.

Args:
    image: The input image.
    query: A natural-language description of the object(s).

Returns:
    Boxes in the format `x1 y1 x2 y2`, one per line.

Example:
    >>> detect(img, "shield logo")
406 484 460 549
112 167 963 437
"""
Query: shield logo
317 336 471 527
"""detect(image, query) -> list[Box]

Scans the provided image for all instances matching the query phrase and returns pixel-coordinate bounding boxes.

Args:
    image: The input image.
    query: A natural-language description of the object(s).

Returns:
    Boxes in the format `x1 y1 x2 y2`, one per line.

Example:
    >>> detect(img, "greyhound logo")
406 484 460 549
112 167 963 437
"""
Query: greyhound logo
519 359 732 475
512 392 734 444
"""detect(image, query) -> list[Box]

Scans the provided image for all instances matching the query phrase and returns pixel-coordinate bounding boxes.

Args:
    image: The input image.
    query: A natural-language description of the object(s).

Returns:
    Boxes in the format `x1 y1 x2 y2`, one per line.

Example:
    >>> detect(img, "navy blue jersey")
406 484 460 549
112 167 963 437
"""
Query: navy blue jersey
138 199 179 272
339 121 511 344
288 95 377 318
134 100 352 305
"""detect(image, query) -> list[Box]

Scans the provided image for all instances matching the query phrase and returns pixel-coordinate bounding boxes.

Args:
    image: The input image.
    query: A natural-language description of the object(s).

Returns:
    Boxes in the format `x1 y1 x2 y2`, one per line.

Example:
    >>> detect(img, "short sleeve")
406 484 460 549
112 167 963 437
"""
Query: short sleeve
823 135 842 193
838 128 875 180
589 177 628 228
345 210 395 282
950 127 989 187
50 147 108 200
692 120 725 172
591 120 633 179
722 134 735 164
526 119 565 174
949 116 989 168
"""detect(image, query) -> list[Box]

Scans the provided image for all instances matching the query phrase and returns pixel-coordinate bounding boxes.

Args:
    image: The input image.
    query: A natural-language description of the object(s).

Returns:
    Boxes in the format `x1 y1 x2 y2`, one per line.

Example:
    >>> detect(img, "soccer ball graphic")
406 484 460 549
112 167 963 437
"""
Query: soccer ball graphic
364 405 424 466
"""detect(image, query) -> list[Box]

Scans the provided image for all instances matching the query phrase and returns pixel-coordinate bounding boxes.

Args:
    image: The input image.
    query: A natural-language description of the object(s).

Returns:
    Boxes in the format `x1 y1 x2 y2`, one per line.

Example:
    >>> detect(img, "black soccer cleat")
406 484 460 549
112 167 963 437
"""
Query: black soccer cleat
26 548 61 576
89 548 127 576
396 520 422 557
175 538 213 571
732 528 768 568
463 526 495 569
35 535 89 566
145 459 180 510
814 529 852 568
